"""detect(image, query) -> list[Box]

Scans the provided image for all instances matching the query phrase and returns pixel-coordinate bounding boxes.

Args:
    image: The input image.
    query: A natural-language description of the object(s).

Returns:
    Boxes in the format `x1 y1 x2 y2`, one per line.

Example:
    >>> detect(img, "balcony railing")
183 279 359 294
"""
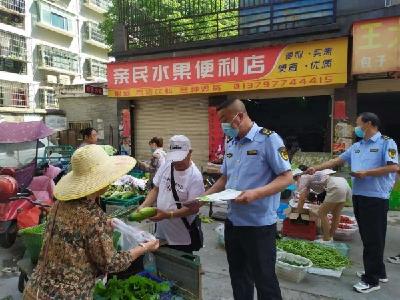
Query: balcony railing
116 0 336 51
0 79 29 108
0 29 27 62
0 0 25 15
83 0 109 14
37 88 59 109
37 44 79 75
83 21 108 48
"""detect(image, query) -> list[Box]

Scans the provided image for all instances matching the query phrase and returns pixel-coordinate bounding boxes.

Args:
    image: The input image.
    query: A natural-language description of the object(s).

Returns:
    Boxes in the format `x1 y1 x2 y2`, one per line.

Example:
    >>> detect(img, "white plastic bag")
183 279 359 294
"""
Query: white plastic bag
215 223 225 247
112 218 156 251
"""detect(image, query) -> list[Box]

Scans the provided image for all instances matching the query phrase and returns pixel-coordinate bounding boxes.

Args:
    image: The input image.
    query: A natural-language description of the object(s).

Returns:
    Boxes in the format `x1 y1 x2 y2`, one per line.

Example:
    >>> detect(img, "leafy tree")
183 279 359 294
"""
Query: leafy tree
100 0 238 50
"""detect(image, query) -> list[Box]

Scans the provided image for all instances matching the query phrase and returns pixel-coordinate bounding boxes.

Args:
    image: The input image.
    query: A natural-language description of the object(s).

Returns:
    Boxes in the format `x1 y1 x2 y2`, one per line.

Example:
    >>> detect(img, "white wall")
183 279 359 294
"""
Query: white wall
0 0 109 111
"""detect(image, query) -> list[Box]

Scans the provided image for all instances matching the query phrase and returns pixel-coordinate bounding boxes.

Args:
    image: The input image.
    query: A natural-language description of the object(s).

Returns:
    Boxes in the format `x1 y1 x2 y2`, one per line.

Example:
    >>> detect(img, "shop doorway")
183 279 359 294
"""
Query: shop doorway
358 93 400 146
244 95 332 153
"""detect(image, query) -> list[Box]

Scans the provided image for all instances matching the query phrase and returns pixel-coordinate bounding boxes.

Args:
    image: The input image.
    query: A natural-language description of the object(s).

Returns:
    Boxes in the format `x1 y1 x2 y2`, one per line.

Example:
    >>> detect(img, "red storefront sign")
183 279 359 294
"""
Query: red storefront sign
108 38 348 97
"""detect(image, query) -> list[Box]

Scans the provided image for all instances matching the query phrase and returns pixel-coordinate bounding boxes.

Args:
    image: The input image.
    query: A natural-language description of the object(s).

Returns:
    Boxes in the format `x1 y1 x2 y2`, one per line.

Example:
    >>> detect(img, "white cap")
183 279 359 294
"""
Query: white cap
166 135 191 162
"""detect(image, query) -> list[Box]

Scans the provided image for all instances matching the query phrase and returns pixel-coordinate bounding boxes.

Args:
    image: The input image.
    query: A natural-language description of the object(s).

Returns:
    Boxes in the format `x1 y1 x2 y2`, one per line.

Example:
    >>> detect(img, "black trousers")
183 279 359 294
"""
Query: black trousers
224 219 282 300
353 195 389 286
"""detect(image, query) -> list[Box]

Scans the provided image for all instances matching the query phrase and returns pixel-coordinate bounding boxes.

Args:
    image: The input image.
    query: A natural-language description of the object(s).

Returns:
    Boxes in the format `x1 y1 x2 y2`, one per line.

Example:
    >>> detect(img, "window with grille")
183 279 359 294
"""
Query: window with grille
84 0 109 13
0 79 28 107
38 88 58 109
0 0 25 28
84 21 106 45
0 58 26 74
0 0 25 14
85 58 106 79
0 29 27 61
38 44 79 74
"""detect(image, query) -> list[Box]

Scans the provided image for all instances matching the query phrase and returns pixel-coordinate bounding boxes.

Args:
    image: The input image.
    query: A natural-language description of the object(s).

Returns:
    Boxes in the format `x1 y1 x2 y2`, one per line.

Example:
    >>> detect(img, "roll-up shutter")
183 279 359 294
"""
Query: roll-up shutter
134 96 209 169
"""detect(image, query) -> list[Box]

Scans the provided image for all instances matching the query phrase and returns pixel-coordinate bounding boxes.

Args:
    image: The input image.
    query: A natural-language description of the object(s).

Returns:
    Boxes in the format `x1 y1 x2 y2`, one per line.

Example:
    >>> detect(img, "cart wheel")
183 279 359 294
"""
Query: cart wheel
0 221 17 248
18 271 28 293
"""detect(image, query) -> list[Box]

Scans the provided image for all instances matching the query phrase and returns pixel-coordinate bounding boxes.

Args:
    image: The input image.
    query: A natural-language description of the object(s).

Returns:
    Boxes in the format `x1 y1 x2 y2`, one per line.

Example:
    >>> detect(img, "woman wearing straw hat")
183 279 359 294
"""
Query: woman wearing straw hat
293 167 352 243
23 145 159 300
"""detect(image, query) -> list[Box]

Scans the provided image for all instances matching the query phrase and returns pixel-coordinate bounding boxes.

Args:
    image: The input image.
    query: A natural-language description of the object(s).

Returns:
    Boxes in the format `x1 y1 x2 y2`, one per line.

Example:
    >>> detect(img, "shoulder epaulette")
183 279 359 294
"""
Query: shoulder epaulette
260 128 274 136
382 135 391 140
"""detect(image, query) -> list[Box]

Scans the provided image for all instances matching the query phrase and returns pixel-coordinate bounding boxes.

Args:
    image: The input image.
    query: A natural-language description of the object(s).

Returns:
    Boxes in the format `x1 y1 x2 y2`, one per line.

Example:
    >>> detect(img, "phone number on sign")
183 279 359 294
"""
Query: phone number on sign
233 75 335 90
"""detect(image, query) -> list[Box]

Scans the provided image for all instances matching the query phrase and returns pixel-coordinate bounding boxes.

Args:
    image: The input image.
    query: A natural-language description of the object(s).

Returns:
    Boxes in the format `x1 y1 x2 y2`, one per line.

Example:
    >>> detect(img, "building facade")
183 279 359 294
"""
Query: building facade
109 0 400 169
0 0 112 145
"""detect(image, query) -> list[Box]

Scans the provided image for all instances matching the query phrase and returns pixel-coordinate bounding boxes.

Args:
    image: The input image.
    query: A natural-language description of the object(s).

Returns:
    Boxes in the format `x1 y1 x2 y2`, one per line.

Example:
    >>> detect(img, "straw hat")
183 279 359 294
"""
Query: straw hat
54 145 136 201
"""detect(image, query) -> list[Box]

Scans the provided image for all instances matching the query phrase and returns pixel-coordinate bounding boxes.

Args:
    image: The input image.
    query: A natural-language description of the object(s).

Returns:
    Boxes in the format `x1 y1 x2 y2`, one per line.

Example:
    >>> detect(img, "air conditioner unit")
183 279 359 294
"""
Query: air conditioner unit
46 75 58 84
59 75 71 85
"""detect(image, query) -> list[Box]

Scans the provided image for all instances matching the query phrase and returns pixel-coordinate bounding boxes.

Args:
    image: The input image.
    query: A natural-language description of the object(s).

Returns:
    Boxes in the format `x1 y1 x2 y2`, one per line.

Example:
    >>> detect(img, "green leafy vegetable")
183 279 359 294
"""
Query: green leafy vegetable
93 275 170 300
100 145 117 156
19 223 46 235
277 239 350 270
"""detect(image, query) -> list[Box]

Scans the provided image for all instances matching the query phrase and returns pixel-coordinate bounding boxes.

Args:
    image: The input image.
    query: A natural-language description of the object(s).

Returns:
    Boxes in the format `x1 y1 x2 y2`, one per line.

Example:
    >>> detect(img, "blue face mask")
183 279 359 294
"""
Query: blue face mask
354 126 365 138
221 123 239 138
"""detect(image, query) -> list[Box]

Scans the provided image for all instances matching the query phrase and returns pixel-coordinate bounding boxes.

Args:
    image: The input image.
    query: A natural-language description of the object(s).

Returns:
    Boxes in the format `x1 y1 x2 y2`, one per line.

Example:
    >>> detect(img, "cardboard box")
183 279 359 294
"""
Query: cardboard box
284 205 319 222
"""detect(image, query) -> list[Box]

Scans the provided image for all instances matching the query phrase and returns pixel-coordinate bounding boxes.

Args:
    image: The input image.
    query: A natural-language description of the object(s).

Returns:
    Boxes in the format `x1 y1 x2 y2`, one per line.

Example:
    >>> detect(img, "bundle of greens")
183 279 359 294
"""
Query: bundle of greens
100 145 118 156
93 275 170 300
277 239 350 270
102 175 147 200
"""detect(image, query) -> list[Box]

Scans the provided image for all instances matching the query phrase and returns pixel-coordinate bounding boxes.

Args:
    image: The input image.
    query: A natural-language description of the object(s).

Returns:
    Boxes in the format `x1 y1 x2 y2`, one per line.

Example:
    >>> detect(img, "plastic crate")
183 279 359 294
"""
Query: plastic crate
282 218 317 241
19 224 45 263
101 195 145 207
276 251 313 283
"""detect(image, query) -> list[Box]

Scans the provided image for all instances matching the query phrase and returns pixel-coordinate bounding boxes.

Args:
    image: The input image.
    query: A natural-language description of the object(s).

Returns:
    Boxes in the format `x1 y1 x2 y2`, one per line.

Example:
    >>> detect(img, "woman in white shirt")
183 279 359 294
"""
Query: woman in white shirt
294 167 352 243
139 137 167 188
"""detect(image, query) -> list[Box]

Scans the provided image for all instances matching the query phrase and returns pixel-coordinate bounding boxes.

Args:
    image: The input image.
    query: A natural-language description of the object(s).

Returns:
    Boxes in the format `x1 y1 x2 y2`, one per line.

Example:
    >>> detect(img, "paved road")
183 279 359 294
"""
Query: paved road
1 207 400 300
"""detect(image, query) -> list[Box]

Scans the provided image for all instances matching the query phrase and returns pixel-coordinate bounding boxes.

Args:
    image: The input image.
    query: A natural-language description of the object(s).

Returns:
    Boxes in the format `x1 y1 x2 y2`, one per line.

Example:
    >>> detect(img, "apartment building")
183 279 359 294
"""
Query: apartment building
0 0 109 135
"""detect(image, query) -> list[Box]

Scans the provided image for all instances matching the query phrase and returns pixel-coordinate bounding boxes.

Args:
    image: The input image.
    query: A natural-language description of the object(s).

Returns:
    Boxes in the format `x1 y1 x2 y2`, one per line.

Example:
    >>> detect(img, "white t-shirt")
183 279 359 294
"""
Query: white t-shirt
153 162 205 245
152 148 166 171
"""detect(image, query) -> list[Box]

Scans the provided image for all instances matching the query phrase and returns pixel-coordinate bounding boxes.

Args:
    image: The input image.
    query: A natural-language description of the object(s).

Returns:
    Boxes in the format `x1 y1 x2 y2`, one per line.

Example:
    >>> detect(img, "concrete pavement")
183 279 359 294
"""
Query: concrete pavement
1 207 400 300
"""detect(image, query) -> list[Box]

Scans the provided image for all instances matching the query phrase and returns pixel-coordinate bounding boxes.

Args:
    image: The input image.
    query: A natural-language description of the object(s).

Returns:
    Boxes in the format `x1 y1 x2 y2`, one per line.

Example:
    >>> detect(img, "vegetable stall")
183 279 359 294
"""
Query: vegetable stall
17 169 202 299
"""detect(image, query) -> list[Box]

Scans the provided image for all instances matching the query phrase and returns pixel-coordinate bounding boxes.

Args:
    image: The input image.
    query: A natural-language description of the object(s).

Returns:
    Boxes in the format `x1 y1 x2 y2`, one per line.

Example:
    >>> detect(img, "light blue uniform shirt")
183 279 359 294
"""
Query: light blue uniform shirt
340 132 399 199
221 123 291 226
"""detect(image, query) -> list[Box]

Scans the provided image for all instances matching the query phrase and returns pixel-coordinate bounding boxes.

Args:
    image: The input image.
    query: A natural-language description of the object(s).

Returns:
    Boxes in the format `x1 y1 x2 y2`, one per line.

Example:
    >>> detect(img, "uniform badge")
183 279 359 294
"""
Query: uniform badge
355 149 360 153
247 150 258 156
370 148 379 153
388 148 397 159
260 128 273 136
278 147 289 161
226 153 233 158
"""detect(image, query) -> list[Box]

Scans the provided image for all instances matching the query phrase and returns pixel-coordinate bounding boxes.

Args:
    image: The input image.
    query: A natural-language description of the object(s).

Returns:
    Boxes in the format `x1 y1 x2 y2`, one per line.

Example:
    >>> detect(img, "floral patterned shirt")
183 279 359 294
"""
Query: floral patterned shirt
23 199 132 300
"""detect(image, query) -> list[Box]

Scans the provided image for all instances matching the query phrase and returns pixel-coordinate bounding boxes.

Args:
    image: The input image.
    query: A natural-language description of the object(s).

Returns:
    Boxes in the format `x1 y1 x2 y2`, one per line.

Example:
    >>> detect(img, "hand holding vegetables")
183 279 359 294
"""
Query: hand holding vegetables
128 207 157 222
149 209 170 222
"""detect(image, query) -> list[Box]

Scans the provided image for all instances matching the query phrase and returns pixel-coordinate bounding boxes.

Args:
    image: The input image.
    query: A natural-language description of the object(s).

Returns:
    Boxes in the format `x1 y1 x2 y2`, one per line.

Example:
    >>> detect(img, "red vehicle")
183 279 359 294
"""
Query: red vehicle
0 121 55 248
